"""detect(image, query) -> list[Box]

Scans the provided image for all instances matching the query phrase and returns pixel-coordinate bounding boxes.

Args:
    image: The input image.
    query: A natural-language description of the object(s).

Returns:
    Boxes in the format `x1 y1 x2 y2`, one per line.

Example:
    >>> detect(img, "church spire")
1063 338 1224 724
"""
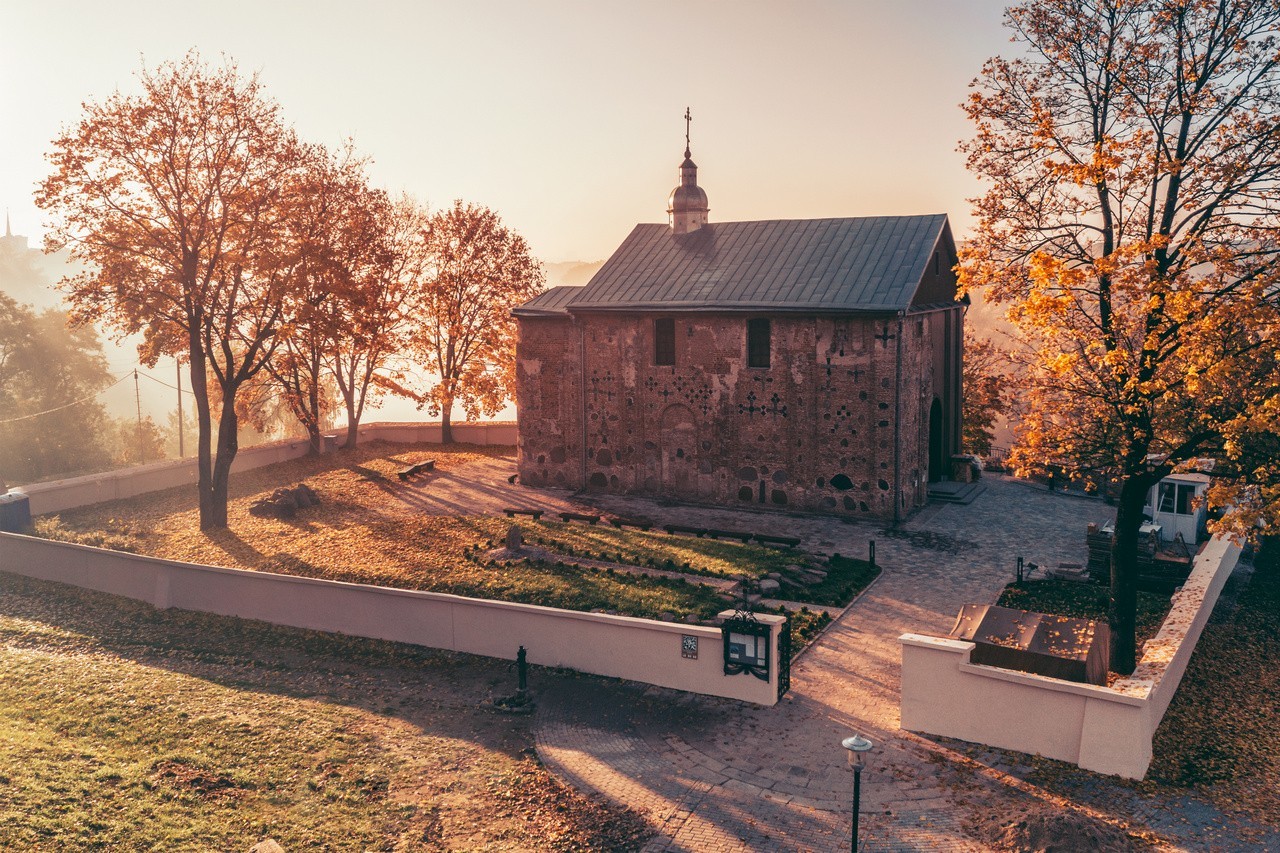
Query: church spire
4 209 10 239
668 107 709 236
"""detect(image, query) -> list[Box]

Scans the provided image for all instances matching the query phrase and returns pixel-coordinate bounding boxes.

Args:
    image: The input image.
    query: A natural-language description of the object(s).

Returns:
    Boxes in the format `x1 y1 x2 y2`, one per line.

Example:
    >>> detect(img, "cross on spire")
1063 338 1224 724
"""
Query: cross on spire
683 107 692 158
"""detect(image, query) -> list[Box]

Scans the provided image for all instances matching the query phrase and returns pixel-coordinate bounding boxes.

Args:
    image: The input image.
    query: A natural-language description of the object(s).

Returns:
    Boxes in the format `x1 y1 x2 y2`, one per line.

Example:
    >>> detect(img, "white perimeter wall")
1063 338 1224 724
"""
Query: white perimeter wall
8 422 519 516
900 534 1241 779
0 531 782 706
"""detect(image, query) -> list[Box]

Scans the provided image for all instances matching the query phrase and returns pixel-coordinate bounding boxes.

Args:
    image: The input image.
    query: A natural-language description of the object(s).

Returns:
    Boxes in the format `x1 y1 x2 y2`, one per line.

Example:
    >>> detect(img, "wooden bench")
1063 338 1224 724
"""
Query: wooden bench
503 508 543 521
664 524 708 538
396 460 436 481
706 528 754 543
560 512 601 525
609 518 653 532
754 533 801 548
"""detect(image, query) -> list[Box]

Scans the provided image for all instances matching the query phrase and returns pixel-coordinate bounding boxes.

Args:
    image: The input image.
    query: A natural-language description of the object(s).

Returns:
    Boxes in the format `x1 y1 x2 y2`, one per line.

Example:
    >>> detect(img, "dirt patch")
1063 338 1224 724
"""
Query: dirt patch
967 805 1141 852
150 759 249 799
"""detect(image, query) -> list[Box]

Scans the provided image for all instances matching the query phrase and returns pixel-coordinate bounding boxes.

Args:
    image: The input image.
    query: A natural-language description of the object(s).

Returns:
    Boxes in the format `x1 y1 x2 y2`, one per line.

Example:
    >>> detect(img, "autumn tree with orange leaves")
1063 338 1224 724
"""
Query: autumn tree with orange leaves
410 201 544 444
962 329 1010 458
258 146 377 455
330 195 424 450
38 52 318 529
961 0 1280 672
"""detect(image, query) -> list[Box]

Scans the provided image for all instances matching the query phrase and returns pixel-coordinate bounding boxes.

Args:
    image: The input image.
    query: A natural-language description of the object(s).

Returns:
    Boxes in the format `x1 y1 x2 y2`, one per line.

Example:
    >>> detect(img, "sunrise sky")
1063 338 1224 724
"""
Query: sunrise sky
2 1 1016 264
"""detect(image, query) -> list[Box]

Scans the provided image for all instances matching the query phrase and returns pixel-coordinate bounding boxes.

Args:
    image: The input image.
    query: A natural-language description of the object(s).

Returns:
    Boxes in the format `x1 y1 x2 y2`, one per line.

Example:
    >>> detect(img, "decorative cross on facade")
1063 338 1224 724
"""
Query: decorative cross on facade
767 393 788 419
738 390 760 417
875 324 896 346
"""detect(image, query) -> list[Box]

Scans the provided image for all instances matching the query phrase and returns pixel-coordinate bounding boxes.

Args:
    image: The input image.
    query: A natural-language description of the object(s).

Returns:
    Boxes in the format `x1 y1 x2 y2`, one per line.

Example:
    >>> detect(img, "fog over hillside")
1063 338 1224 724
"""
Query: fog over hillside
0 230 182 427
543 259 603 289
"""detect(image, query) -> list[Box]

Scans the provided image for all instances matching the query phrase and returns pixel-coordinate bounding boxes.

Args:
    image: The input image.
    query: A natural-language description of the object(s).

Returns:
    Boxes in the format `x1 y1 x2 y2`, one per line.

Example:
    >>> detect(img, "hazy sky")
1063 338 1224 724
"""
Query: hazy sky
2 1 1016 264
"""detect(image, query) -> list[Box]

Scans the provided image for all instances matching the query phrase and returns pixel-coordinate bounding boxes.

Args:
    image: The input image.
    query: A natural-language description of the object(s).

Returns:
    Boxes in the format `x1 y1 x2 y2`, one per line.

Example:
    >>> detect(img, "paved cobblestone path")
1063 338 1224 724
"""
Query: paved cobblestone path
528 477 1111 851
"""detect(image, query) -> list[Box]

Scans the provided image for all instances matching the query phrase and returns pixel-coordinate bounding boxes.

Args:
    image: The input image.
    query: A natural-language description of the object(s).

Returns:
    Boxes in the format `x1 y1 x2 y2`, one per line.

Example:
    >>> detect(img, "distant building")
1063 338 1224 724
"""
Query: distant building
1 210 29 252
513 135 965 520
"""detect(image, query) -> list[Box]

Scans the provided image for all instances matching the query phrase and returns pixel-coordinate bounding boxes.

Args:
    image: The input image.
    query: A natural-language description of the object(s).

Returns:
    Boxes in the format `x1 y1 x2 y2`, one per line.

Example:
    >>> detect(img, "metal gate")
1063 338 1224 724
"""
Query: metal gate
777 616 792 700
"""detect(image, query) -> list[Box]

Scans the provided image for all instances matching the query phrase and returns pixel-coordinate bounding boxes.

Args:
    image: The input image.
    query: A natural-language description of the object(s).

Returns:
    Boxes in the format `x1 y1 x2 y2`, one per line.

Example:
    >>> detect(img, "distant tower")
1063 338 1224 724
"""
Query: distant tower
667 108 709 236
0 209 29 252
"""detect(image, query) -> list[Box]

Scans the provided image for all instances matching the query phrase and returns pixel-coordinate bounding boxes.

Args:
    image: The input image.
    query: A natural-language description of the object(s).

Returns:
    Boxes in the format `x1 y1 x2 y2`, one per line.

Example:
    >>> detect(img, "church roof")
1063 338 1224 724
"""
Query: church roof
516 285 584 316
518 214 953 316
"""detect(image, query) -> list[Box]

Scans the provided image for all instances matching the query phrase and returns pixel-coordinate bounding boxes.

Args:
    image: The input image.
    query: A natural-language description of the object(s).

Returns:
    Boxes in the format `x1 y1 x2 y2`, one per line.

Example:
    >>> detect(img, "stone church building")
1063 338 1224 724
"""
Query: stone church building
514 142 964 521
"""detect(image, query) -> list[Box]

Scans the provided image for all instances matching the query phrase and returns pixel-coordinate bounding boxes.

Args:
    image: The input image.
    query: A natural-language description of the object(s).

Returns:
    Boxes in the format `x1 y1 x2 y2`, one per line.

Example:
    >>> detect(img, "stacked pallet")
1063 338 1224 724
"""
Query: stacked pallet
1086 523 1113 582
1085 523 1191 592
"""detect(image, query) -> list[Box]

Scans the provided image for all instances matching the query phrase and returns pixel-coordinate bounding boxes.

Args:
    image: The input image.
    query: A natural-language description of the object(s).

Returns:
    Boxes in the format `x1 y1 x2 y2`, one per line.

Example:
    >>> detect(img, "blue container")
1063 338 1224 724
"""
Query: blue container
0 492 32 533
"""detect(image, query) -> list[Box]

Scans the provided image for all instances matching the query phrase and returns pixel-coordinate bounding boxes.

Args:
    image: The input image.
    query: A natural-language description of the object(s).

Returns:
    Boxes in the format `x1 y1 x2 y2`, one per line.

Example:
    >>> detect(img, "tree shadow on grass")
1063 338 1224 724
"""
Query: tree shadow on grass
0 569 653 850
201 529 268 569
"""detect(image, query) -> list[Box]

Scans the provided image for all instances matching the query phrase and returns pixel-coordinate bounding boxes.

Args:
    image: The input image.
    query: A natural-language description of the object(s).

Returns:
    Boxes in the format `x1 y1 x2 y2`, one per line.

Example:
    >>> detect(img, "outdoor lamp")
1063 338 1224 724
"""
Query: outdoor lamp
842 734 874 852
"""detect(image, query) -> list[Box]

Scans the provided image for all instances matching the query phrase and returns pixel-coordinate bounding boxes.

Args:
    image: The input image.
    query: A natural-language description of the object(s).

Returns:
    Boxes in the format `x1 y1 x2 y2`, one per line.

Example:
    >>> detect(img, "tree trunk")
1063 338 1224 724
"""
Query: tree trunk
343 402 358 448
305 421 322 456
305 366 322 456
201 382 241 531
440 392 455 444
1108 475 1148 674
189 336 219 531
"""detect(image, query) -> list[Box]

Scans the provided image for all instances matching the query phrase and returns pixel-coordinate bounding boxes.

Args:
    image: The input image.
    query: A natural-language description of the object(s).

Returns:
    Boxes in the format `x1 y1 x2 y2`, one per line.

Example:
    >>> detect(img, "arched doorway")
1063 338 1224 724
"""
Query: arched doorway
928 396 946 482
659 405 698 495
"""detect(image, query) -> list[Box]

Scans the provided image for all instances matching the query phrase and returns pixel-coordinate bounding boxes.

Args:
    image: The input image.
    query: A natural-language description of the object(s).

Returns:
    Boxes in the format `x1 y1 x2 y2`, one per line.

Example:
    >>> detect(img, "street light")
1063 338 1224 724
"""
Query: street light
842 734 874 852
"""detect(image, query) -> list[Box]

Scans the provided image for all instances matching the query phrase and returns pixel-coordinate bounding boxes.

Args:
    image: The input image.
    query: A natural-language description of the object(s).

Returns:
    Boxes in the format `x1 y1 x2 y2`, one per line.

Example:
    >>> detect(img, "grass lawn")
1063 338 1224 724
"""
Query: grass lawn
996 579 1173 649
37 442 874 650
0 571 651 851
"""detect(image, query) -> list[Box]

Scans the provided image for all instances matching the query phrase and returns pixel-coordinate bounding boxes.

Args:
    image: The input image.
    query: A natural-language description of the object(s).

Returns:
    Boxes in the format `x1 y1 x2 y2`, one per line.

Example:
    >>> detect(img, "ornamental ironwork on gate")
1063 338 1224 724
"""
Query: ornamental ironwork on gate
777 615 792 700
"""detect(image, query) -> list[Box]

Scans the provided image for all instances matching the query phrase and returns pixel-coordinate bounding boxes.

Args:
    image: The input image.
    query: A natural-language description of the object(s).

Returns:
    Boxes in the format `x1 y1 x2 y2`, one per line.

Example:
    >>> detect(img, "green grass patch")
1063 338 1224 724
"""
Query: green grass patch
462 554 733 622
798 555 880 607
997 579 1171 648
523 522 807 579
787 607 833 650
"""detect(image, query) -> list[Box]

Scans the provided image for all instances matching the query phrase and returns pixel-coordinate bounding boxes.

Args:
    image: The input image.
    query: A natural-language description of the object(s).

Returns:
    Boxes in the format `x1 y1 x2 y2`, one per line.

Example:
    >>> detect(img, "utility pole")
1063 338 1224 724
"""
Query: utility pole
176 359 184 458
134 369 144 463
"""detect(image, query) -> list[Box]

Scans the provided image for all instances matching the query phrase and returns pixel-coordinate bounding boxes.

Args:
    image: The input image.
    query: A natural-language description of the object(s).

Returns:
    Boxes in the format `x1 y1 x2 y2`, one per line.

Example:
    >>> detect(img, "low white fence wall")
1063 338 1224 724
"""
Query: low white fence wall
900 534 1241 779
0 531 782 706
9 421 518 516
357 422 518 446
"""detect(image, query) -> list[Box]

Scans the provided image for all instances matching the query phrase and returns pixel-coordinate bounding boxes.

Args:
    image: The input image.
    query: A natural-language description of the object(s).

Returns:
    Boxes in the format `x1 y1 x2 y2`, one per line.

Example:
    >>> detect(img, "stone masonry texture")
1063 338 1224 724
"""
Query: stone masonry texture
515 307 962 522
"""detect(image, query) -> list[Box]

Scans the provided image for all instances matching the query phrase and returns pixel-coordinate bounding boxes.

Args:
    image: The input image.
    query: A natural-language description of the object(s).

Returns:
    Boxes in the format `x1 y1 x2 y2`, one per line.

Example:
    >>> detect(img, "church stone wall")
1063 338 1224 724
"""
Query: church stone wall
515 317 584 490
517 310 952 521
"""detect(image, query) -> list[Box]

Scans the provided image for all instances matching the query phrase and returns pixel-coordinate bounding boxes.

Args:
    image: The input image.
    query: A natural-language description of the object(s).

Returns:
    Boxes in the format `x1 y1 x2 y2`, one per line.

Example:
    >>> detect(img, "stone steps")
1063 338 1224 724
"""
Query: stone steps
928 481 987 505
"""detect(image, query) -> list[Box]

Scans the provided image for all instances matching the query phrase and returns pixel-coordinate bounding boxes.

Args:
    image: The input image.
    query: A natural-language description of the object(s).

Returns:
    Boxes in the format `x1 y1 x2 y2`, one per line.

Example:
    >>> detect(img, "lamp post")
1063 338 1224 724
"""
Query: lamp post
842 734 874 852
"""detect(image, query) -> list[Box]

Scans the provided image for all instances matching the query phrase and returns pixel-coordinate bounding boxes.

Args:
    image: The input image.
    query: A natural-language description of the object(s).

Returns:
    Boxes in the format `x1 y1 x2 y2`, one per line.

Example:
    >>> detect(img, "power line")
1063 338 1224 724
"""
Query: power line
135 369 196 396
0 373 131 425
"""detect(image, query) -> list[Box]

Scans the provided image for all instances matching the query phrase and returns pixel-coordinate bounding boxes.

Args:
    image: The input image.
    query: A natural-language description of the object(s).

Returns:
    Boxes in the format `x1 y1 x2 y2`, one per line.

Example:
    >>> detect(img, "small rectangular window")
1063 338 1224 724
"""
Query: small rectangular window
747 318 771 368
654 318 675 366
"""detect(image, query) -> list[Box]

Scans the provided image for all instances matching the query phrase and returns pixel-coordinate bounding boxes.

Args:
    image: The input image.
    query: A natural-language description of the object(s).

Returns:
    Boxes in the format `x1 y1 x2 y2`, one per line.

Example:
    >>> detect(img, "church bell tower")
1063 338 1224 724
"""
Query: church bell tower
668 108 709 236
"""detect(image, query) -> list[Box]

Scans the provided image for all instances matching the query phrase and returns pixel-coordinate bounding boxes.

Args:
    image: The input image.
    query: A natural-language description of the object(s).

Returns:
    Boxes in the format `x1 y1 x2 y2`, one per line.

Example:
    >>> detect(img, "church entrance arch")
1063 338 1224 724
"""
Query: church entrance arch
928 396 946 482
659 404 698 495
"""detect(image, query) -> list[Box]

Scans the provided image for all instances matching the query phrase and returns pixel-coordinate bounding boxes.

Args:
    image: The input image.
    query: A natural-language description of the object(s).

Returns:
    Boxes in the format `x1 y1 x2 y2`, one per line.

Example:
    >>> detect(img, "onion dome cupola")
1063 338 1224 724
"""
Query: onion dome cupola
667 107 709 236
